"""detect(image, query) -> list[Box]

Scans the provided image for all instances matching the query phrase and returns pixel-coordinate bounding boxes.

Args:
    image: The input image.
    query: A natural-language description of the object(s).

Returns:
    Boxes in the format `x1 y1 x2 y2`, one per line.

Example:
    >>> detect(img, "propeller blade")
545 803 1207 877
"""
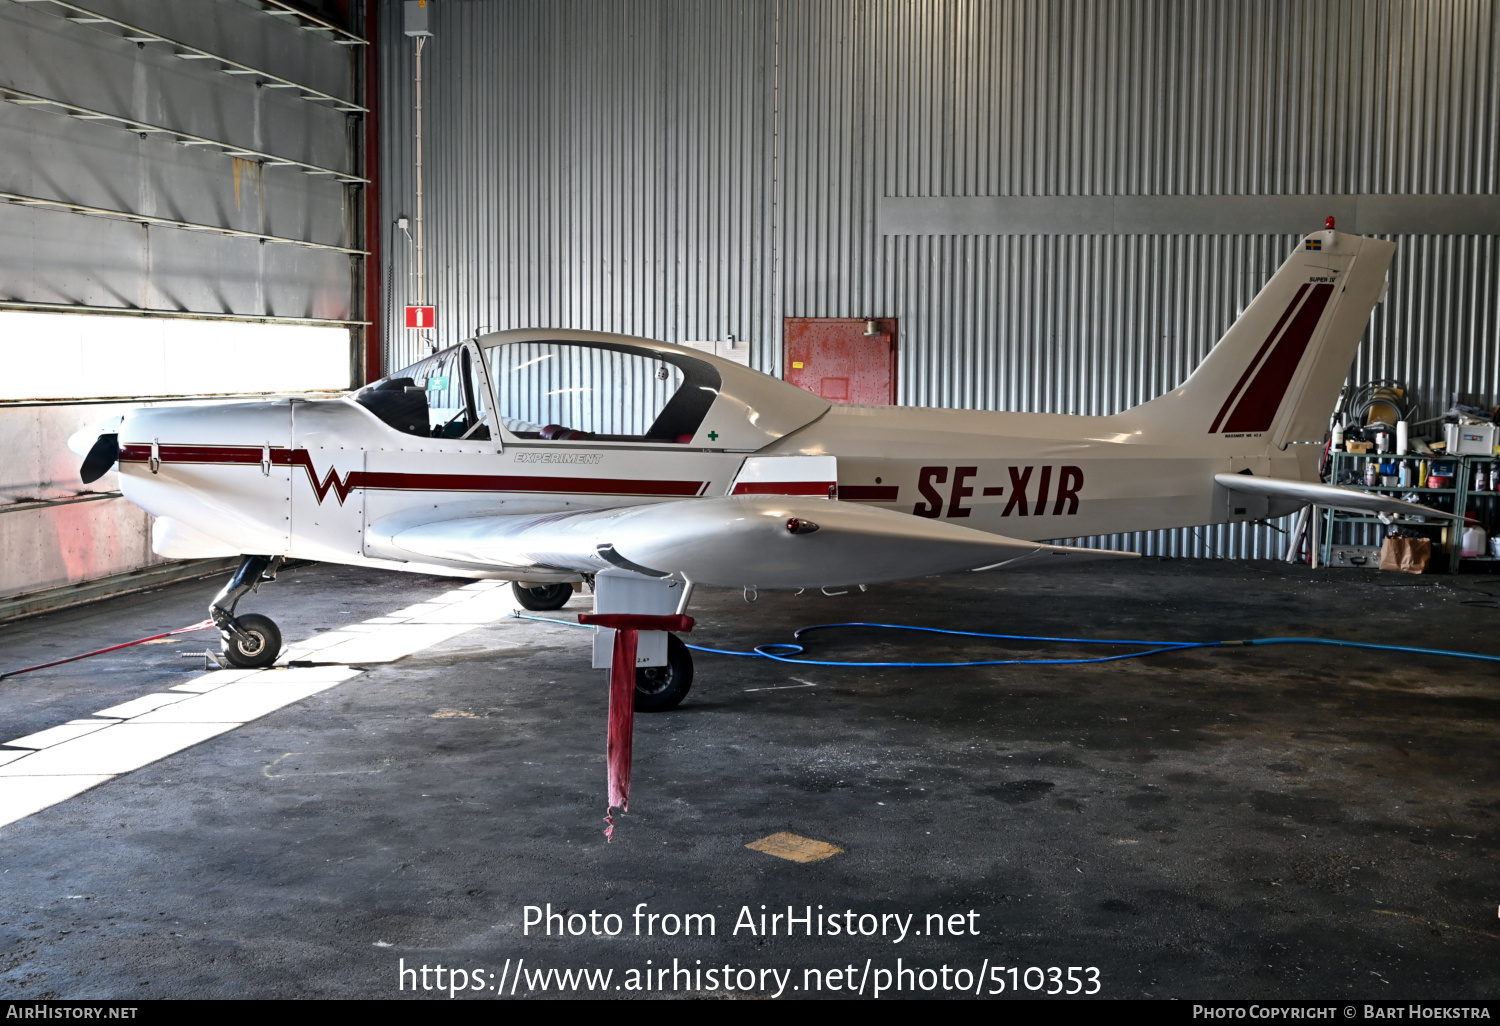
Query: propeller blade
79 433 120 484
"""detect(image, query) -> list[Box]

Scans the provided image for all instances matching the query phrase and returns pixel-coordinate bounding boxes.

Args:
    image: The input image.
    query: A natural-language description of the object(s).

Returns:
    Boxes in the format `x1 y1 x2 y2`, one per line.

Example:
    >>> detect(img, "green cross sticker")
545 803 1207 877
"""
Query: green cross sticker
707 431 719 441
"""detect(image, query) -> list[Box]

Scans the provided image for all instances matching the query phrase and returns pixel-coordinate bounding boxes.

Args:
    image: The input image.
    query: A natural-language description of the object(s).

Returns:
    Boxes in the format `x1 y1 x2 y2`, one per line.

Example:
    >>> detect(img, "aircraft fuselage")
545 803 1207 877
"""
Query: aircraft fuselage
117 393 1311 580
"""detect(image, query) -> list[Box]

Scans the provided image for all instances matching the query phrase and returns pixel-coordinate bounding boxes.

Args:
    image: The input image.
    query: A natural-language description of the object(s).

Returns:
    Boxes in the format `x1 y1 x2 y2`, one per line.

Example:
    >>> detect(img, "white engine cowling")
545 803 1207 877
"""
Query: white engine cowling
152 517 240 559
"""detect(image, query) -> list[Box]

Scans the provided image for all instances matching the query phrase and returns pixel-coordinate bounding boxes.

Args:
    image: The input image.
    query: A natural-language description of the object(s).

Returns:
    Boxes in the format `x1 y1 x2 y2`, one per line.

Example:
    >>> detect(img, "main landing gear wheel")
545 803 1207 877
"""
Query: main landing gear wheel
512 581 573 611
220 612 282 669
635 634 694 713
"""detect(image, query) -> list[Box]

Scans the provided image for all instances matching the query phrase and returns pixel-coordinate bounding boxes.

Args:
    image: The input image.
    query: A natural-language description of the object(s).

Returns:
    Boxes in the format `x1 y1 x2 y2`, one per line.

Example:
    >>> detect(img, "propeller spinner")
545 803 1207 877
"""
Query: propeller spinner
79 433 120 484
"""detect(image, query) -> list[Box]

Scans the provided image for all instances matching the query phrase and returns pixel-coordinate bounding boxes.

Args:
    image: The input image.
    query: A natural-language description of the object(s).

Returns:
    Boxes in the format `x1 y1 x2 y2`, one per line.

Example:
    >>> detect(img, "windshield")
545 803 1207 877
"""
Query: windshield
352 345 490 439
484 340 720 443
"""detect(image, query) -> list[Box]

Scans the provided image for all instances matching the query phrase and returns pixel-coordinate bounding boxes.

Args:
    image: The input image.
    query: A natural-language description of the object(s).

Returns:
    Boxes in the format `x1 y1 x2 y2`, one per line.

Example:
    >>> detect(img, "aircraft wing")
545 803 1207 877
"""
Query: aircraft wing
1214 473 1462 519
380 496 1138 589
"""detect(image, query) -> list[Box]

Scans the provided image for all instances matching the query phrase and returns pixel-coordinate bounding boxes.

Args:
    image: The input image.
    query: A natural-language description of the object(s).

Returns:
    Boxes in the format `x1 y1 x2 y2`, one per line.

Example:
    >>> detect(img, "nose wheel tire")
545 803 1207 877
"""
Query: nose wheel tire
634 634 694 712
512 581 574 611
220 613 282 669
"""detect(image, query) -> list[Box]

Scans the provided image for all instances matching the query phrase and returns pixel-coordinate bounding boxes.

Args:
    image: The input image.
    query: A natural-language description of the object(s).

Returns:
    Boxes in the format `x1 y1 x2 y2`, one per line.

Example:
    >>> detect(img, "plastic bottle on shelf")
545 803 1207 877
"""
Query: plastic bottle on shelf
1462 522 1488 558
1331 424 1344 451
1365 460 1379 486
1491 466 1499 492
1396 420 1409 455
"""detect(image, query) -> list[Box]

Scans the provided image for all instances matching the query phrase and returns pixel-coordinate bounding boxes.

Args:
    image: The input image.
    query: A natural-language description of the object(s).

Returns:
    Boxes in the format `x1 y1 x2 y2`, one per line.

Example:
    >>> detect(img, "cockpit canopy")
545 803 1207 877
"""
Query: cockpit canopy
353 330 830 450
355 339 720 443
489 340 719 442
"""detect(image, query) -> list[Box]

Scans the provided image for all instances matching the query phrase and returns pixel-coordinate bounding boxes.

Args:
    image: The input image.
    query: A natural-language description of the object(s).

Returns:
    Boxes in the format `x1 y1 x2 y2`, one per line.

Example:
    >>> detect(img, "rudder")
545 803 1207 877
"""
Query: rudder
1122 229 1395 449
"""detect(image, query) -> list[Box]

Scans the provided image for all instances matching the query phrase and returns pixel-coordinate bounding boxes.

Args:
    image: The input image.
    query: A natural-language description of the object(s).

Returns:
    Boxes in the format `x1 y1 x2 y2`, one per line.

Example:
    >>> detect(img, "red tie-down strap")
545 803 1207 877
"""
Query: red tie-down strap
576 613 694 840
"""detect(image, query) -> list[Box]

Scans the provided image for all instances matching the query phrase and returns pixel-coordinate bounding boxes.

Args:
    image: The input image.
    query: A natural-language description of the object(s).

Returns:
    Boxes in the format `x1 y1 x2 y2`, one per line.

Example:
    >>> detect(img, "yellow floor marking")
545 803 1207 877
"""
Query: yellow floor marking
746 831 843 863
1372 908 1500 941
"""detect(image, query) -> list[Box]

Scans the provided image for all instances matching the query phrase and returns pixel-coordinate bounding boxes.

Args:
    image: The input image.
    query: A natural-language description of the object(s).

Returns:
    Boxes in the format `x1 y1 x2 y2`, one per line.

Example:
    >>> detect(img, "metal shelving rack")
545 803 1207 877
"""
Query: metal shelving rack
1460 456 1500 565
1320 451 1461 572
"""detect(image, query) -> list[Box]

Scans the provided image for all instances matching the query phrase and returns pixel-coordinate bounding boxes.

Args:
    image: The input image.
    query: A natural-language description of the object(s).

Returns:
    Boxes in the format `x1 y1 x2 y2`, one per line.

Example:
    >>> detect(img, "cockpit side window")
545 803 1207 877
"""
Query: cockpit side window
352 346 492 440
484 341 720 443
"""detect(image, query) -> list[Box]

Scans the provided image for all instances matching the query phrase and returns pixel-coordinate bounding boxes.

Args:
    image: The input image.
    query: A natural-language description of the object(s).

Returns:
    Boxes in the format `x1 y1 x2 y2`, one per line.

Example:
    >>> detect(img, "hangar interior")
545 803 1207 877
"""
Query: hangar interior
0 0 1497 1000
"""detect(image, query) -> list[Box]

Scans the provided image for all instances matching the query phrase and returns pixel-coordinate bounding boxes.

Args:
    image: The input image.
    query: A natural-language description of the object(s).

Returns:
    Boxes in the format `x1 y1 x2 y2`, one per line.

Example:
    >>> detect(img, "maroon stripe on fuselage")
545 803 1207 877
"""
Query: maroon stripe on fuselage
358 471 704 497
119 444 706 502
839 485 900 502
120 444 262 464
1208 283 1310 434
730 481 834 496
1221 283 1335 433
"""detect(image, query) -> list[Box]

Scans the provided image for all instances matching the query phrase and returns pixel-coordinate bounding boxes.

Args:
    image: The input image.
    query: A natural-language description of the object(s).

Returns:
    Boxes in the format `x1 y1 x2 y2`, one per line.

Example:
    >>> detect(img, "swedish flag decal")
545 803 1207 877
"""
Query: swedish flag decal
1305 238 1322 251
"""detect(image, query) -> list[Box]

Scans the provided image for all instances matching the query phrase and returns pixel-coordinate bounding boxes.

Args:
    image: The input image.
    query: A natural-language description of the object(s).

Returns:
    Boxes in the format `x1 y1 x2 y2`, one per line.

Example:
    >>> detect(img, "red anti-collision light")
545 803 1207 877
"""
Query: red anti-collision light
1325 215 1336 230
786 517 820 535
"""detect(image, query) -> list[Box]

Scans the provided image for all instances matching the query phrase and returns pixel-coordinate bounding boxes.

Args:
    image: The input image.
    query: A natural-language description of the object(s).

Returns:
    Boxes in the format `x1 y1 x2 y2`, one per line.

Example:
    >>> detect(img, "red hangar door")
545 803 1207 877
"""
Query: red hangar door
783 318 898 405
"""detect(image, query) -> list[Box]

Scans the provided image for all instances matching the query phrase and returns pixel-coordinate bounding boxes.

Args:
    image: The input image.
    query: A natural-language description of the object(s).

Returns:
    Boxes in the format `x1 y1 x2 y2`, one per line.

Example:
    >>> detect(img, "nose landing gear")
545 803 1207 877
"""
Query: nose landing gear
211 555 285 668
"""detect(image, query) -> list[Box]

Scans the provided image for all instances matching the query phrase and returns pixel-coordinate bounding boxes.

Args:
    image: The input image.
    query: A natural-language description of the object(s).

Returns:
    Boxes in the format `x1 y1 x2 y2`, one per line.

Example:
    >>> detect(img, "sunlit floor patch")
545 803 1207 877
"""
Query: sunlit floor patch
286 624 477 665
4 720 116 750
131 667 359 724
0 775 114 825
0 722 240 778
0 579 540 830
93 692 195 720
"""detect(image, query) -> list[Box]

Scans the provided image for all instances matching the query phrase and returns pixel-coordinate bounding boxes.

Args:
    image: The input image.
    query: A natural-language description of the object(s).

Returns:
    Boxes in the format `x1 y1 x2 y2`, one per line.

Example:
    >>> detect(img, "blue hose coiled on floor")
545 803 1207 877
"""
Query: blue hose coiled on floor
512 614 1500 668
685 622 1500 667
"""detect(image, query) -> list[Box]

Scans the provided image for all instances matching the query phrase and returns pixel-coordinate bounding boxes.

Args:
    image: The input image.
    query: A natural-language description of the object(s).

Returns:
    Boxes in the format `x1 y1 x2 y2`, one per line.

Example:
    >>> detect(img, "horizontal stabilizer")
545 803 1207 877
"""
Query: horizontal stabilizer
383 497 1139 589
1213 473 1460 520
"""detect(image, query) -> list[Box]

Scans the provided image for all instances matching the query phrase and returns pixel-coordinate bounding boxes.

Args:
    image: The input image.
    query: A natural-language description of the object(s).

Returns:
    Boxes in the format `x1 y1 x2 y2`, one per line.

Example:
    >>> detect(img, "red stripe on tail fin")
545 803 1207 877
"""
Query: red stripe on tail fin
1208 284 1310 434
1221 284 1335 433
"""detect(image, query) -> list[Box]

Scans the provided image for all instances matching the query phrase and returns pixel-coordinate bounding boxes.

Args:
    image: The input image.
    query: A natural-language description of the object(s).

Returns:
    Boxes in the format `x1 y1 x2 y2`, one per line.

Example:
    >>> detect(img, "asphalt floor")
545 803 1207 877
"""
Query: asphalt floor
0 558 1497 999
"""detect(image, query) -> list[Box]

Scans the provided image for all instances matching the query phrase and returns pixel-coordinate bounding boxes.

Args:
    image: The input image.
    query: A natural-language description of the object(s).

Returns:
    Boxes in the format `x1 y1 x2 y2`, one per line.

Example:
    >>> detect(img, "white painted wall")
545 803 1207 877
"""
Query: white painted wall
0 399 163 600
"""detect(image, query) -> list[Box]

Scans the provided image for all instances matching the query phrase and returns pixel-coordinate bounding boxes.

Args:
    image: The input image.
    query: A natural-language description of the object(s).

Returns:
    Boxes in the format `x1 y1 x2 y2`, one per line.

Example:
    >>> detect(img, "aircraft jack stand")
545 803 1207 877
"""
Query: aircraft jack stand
591 570 696 712
210 554 285 669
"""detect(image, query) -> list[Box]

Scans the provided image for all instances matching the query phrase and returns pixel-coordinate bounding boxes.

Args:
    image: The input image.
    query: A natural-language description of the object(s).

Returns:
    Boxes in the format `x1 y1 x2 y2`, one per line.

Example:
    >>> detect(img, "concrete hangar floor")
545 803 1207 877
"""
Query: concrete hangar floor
0 559 1496 999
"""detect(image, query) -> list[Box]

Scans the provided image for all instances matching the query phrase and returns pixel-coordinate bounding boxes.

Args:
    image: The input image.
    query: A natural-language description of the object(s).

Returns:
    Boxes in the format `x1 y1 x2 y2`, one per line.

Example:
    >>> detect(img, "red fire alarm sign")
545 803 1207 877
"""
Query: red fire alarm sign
404 305 435 329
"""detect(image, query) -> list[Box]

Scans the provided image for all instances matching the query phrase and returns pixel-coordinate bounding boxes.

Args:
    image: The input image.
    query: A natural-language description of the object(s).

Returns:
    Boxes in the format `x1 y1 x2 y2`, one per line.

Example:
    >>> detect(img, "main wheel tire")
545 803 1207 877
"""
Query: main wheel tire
511 581 574 611
220 613 282 669
635 633 694 712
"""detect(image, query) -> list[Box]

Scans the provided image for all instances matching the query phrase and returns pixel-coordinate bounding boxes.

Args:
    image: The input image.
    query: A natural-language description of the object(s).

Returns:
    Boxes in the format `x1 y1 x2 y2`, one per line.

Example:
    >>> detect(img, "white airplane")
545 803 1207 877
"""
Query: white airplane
70 225 1439 711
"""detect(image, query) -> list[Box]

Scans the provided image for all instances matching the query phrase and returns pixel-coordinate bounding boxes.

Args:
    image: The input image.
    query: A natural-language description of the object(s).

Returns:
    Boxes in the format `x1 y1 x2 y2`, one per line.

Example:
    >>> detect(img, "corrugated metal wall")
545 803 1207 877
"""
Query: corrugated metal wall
380 0 1500 558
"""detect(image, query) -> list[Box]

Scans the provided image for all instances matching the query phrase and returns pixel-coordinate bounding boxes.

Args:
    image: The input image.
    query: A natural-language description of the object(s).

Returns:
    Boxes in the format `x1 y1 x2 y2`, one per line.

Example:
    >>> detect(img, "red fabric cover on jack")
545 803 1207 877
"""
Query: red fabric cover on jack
577 613 694 632
577 613 694 840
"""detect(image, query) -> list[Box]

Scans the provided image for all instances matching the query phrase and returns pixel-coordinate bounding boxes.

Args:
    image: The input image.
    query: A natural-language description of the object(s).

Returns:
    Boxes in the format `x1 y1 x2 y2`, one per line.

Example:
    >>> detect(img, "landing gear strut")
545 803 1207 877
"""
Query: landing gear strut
211 555 284 668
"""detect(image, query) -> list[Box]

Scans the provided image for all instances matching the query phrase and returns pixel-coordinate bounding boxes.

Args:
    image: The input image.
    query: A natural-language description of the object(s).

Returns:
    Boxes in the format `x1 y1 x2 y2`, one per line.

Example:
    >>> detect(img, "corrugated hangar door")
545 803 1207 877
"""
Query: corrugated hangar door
783 318 898 405
0 0 372 606
0 0 368 344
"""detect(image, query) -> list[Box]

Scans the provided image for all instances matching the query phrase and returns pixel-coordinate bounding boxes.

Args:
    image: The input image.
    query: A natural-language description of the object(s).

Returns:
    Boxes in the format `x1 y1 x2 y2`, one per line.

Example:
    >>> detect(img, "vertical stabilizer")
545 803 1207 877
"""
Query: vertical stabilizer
1122 230 1395 449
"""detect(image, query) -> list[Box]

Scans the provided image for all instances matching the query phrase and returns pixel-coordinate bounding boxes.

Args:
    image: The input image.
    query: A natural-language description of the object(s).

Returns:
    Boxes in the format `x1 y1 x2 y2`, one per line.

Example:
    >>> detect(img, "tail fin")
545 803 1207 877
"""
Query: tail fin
1123 229 1395 448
